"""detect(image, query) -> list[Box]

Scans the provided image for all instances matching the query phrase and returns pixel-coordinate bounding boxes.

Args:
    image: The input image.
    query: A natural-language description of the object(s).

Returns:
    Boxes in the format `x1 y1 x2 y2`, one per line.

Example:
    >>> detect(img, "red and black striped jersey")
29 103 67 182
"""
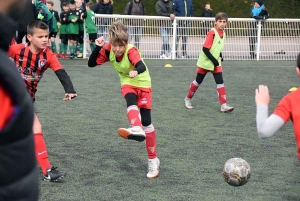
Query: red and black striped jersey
8 44 63 99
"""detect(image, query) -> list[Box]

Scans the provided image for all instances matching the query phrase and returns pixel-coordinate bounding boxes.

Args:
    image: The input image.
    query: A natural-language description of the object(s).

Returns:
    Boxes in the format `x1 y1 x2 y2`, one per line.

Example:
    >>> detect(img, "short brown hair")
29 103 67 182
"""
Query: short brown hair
86 2 93 9
46 1 54 6
215 12 228 21
108 21 128 46
27 20 49 35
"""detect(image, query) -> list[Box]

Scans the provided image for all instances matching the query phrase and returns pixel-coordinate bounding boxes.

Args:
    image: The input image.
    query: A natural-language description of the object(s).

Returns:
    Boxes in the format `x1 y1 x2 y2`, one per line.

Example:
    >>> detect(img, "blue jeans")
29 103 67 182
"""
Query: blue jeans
159 28 171 55
98 26 108 41
128 26 142 49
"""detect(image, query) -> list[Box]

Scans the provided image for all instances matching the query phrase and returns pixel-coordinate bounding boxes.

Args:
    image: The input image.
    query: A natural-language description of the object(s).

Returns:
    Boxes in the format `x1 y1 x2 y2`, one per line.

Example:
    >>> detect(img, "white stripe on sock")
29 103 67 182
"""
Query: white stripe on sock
143 124 154 133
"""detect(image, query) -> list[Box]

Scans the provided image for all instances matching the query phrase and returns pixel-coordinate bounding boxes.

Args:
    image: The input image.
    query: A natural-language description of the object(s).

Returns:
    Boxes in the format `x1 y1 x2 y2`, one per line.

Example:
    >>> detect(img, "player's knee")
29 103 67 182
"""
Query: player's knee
125 93 137 107
33 122 42 134
195 73 205 84
213 73 224 84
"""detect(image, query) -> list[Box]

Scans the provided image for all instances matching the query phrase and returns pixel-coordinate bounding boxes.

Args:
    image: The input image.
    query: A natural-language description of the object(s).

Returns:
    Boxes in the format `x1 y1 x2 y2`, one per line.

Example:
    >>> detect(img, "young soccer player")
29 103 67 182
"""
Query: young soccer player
75 0 84 58
59 2 69 58
81 2 97 51
8 20 77 182
68 0 80 59
256 53 300 160
184 12 234 112
46 1 60 55
88 21 160 178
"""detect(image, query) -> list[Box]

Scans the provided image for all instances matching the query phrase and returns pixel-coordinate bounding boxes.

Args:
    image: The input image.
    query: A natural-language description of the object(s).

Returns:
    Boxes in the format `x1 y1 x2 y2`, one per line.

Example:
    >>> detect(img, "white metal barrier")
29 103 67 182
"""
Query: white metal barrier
83 14 300 61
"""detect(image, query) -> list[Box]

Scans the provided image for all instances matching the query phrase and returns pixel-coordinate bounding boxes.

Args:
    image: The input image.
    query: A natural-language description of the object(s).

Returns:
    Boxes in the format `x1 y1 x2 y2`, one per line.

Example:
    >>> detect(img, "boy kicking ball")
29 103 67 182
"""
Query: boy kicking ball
88 21 160 178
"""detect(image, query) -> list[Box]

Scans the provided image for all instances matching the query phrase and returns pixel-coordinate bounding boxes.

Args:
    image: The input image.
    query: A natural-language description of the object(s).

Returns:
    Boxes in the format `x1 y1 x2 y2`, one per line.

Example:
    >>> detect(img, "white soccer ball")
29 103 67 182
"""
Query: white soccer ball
222 157 251 186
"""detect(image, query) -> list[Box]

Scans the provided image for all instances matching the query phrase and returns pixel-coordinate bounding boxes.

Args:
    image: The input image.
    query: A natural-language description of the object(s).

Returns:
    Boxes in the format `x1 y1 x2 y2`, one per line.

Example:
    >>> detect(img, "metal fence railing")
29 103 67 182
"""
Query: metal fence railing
83 14 300 61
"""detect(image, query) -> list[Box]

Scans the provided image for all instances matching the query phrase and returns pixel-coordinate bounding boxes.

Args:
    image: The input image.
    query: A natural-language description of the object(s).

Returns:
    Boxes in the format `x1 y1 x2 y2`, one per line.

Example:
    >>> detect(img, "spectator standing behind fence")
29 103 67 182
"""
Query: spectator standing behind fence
249 0 269 59
124 0 146 49
199 2 214 36
155 0 174 59
173 0 193 58
93 0 113 41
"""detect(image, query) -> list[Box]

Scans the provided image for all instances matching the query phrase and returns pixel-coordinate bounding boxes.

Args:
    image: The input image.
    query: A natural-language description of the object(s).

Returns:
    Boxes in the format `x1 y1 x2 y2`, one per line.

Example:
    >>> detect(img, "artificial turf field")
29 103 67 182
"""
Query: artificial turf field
37 59 300 201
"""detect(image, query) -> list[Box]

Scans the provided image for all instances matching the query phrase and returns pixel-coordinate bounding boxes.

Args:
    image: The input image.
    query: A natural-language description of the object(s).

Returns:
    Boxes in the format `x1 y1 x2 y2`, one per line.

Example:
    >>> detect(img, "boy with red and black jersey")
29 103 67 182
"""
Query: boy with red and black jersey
88 21 160 179
184 12 234 113
256 54 300 160
8 20 77 182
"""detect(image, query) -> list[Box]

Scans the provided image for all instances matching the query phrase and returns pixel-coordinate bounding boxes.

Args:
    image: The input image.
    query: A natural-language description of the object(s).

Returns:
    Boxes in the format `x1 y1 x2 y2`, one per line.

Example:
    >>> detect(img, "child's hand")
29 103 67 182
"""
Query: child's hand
255 85 270 106
129 70 138 78
63 17 66 21
95 37 105 46
71 18 78 22
63 93 77 101
57 22 61 27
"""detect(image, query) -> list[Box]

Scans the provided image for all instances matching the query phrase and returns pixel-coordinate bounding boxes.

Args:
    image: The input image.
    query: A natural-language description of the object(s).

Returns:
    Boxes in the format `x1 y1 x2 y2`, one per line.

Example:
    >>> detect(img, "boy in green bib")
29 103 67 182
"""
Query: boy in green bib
67 0 80 59
88 21 160 179
184 12 234 113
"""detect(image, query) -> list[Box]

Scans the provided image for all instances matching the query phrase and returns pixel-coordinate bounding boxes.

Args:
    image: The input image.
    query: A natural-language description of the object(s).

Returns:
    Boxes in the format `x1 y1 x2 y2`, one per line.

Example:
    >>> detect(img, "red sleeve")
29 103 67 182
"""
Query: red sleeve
127 47 142 67
0 87 14 130
48 51 63 71
96 44 110 65
273 95 292 123
8 44 17 58
203 30 215 49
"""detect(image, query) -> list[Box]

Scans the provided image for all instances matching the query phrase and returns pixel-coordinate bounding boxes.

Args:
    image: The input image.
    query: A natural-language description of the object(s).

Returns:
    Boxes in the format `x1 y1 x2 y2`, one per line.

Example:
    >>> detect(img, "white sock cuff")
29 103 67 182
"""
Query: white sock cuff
127 105 139 112
192 80 200 86
217 83 224 88
143 124 154 133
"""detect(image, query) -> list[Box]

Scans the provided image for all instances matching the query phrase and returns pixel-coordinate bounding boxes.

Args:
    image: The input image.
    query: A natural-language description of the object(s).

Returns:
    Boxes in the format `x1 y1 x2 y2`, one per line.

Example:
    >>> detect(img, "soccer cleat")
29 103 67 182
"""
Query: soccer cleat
221 104 234 113
147 157 160 178
184 97 193 109
43 167 66 182
77 53 83 58
117 126 145 142
63 54 69 58
160 54 166 59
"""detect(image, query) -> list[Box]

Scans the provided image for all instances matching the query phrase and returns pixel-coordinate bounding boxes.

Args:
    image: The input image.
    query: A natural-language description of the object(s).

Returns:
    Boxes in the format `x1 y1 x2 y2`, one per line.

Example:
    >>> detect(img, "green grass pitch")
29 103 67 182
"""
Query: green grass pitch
36 59 300 201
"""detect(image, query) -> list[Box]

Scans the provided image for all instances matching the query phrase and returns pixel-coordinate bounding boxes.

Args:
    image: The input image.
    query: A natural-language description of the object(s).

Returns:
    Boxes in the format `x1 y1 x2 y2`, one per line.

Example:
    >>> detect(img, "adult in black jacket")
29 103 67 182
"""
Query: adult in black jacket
199 2 214 36
0 0 38 200
93 0 113 40
15 0 36 43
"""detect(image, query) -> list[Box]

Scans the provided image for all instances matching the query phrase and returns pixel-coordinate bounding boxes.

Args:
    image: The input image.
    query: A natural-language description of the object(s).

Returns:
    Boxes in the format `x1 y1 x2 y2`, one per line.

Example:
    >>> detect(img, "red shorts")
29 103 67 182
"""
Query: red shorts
121 86 152 109
197 66 223 74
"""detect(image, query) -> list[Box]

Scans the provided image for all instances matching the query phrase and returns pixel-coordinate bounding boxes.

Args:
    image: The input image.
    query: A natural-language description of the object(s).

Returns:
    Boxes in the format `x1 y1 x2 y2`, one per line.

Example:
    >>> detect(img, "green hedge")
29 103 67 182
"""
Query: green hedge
92 0 300 18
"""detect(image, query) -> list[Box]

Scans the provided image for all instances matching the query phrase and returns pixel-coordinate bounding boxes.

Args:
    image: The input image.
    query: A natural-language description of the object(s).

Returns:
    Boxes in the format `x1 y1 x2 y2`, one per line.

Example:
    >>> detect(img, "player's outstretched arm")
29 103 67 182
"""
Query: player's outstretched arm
255 85 284 138
88 37 105 67
55 69 77 101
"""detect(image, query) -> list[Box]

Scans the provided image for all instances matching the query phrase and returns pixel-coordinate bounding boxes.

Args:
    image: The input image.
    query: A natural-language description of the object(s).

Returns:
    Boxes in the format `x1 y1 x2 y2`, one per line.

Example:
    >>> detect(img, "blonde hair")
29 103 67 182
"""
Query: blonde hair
108 21 128 45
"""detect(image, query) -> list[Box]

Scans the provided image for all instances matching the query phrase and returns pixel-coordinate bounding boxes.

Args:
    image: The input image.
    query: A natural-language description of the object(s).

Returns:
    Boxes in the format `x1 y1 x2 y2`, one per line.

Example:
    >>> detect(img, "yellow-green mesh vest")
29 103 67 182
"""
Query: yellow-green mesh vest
197 28 225 71
109 44 151 88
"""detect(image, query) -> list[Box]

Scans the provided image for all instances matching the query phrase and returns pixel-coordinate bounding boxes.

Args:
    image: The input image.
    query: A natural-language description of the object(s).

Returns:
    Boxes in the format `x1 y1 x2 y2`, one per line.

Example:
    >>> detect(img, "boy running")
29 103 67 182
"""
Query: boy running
46 1 60 55
184 12 234 112
9 20 77 182
88 21 160 178
81 2 97 51
256 53 300 160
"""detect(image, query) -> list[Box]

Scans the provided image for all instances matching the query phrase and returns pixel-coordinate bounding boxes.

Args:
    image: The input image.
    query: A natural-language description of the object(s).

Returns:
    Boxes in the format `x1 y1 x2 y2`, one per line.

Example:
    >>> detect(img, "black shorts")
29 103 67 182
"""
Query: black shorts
50 32 57 38
79 31 84 37
68 34 78 41
89 33 97 42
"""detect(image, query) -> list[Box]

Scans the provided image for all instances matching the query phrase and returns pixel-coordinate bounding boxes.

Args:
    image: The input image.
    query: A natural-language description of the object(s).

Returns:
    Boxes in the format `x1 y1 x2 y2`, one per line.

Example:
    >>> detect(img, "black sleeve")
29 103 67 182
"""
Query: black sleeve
202 47 219 66
82 11 87 19
134 61 146 74
55 69 76 93
88 45 102 67
220 52 223 62
60 13 68 24
54 11 60 22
